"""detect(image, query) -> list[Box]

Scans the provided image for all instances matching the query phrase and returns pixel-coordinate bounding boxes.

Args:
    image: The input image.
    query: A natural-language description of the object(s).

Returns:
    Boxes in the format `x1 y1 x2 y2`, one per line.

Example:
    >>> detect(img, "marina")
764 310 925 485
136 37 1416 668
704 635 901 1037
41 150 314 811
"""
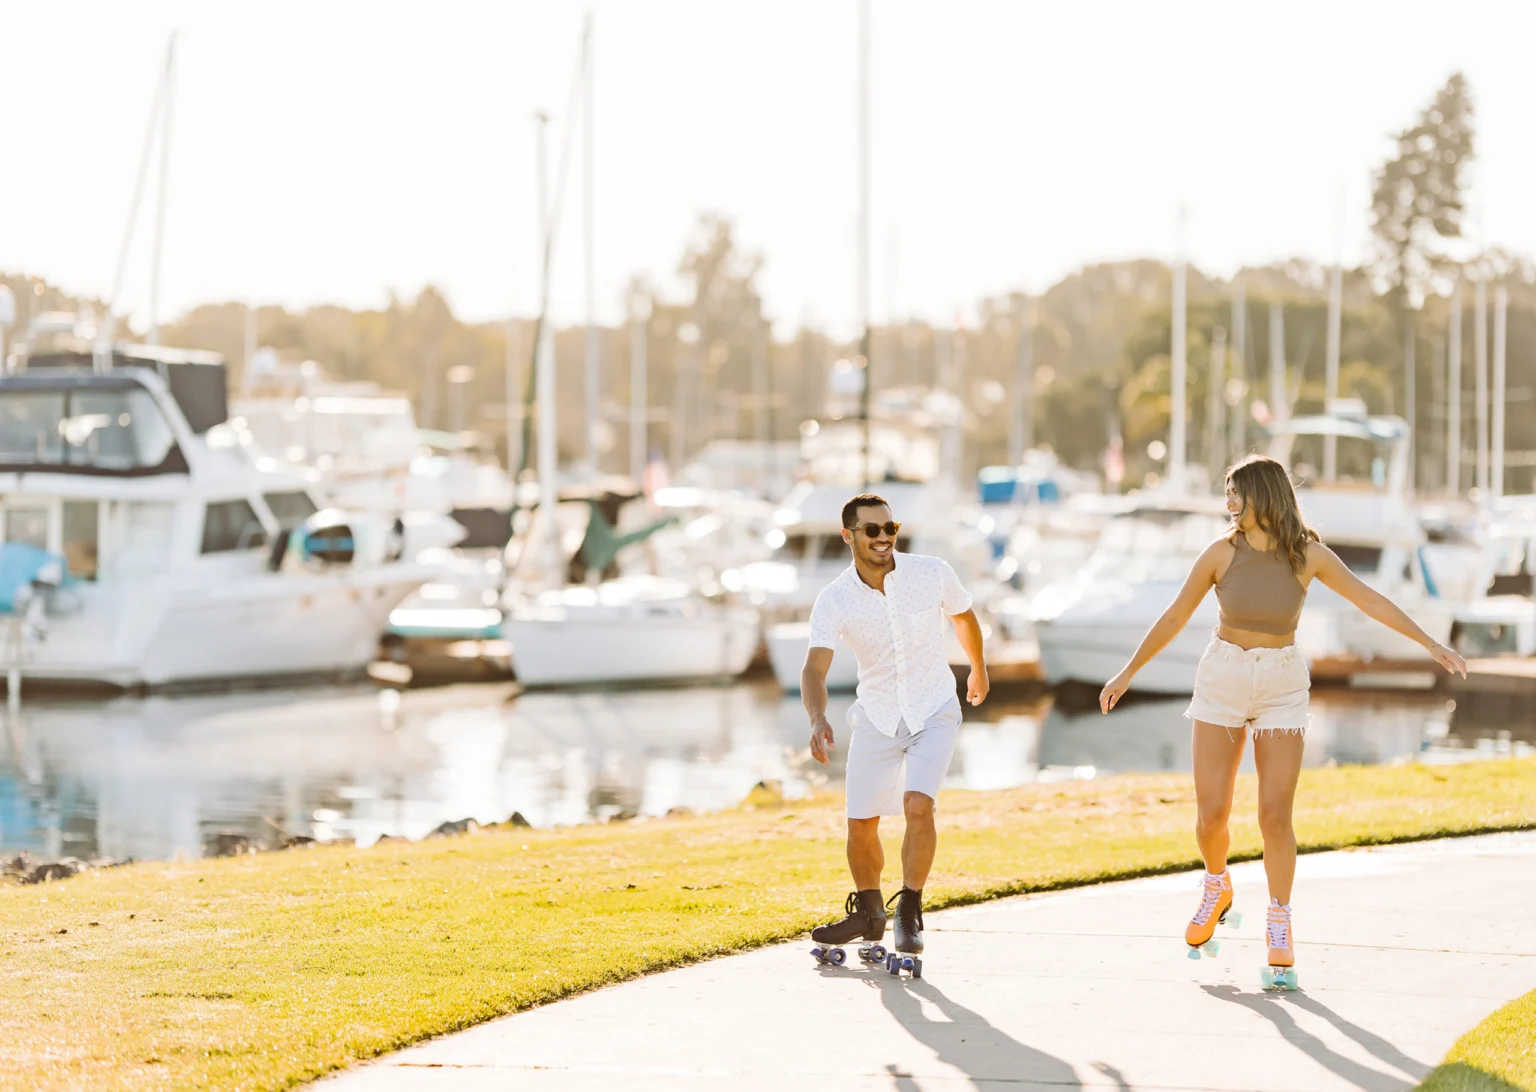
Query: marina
1 676 1528 865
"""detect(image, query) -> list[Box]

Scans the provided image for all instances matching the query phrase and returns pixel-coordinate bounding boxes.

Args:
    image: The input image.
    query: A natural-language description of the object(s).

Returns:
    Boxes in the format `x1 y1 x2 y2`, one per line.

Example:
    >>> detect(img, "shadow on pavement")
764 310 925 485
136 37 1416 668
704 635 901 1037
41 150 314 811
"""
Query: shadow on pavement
878 975 1081 1089
1201 984 1414 1092
1281 991 1430 1081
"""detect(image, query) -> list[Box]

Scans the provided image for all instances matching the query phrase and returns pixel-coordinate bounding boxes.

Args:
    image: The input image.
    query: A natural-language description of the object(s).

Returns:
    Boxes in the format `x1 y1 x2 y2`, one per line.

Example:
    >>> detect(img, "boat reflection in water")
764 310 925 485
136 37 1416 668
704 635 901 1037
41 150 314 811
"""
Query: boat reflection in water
0 683 1527 863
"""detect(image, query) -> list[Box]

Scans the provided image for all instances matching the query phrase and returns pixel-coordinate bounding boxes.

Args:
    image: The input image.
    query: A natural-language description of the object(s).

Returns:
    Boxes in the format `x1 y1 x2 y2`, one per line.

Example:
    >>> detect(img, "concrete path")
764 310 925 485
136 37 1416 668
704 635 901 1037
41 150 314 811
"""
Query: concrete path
324 831 1536 1091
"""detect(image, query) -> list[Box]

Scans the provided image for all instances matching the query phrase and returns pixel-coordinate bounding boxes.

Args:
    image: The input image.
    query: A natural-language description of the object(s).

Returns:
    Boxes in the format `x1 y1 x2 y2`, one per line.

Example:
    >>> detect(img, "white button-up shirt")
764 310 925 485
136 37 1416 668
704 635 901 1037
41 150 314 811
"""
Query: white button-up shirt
808 552 973 736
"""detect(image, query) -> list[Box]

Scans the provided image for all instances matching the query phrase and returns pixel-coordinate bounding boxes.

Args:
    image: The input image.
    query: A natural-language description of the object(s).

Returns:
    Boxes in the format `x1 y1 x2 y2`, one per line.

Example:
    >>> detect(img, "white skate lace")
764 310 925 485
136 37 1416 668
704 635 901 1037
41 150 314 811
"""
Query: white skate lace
1267 904 1291 950
1192 873 1225 925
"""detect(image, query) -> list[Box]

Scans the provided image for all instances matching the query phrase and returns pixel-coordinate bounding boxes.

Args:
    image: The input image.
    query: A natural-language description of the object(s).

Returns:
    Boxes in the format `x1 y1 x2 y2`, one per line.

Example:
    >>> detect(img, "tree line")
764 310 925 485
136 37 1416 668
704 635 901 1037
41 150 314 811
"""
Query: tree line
4 73 1532 496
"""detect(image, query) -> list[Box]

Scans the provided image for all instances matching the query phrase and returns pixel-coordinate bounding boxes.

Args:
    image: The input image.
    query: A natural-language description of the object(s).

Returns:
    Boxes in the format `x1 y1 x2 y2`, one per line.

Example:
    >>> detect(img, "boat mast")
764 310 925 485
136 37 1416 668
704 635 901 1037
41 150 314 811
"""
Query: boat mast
1447 278 1462 495
1169 207 1187 493
857 0 872 488
1493 284 1507 499
1323 182 1342 481
1228 279 1246 458
582 11 599 475
534 109 561 585
1268 301 1286 431
1205 326 1226 486
1474 272 1488 496
148 32 176 347
630 303 648 484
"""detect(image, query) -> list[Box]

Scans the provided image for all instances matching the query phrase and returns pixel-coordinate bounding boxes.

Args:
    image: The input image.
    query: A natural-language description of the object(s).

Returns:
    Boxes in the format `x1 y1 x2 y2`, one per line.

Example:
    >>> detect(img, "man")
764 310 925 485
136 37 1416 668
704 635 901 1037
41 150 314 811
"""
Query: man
802 493 988 967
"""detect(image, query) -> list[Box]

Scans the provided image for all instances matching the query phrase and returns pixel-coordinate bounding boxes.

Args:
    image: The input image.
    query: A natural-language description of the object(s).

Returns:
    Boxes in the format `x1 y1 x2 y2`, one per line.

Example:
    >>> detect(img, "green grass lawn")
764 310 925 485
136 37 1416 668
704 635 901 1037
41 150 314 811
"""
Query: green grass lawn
1421 988 1536 1092
1 757 1534 1091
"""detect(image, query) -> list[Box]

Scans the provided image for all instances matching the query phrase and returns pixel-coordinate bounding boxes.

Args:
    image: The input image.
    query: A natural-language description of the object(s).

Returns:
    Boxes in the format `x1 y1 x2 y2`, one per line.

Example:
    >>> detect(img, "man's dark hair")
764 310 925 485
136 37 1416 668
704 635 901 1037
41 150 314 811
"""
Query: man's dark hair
841 493 890 528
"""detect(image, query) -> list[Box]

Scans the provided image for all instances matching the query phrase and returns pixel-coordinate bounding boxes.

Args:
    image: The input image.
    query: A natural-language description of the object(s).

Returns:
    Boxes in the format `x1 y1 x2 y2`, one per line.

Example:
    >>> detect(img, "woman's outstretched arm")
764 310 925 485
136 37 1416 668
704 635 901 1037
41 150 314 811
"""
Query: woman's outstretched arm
1099 541 1225 713
1311 544 1467 677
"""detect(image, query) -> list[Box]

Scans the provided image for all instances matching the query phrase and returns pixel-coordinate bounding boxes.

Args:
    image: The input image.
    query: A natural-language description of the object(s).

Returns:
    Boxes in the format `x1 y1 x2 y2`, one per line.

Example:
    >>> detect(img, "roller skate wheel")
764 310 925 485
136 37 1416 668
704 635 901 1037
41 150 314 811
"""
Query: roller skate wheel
886 953 899 975
828 947 847 966
863 944 887 963
1262 966 1297 991
1225 911 1243 929
911 957 923 979
810 945 826 964
1186 947 1202 961
1201 939 1220 959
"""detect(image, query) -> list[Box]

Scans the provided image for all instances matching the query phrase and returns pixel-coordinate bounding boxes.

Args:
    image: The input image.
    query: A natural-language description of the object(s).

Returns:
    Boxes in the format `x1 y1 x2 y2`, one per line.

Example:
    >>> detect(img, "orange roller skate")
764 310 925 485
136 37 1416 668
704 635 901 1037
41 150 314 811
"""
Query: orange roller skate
1261 899 1298 990
1184 871 1240 959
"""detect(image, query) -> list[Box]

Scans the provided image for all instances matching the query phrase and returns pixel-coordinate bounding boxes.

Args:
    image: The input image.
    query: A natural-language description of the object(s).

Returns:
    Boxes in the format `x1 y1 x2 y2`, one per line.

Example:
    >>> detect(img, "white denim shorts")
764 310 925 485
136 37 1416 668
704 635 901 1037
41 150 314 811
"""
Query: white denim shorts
1184 634 1310 735
844 698 962 819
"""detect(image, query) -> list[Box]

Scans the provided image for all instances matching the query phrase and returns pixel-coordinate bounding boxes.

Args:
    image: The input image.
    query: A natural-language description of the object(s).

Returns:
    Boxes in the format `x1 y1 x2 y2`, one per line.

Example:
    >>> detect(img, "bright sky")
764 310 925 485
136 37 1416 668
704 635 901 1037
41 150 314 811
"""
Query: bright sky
5 1 1534 338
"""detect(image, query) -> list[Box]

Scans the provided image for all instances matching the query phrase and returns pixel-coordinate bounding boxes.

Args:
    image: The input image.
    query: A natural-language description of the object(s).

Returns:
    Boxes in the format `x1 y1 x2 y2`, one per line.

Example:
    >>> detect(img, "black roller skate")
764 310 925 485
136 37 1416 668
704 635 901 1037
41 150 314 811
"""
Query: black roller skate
809 889 887 967
885 887 923 978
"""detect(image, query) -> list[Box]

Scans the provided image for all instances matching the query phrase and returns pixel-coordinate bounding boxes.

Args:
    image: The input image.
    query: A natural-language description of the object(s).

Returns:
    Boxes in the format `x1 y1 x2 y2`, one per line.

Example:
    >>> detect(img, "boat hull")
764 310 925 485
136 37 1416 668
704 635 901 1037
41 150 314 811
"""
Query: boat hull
13 566 433 688
765 623 861 692
505 610 760 687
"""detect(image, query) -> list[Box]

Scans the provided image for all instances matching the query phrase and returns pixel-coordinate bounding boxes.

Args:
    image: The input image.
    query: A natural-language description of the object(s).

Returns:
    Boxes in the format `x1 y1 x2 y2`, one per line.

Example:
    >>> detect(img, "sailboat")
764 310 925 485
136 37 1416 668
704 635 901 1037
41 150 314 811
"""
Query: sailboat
498 18 759 688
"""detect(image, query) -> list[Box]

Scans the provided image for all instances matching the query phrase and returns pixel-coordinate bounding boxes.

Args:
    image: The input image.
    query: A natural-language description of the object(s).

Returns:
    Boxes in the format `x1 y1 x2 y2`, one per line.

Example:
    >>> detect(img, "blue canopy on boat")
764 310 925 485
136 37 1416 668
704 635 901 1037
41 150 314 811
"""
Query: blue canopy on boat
0 543 69 614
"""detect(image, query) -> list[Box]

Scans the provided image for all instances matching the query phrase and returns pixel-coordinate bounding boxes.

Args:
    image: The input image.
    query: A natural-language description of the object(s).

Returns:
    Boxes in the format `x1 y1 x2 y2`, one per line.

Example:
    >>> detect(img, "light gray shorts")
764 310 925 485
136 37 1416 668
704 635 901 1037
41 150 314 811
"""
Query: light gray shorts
844 698 962 819
1184 634 1310 735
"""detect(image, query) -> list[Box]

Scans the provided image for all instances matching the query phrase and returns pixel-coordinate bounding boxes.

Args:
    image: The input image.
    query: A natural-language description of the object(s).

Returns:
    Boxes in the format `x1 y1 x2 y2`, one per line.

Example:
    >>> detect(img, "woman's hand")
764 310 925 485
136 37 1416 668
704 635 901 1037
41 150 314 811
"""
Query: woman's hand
1428 641 1468 679
1099 670 1132 714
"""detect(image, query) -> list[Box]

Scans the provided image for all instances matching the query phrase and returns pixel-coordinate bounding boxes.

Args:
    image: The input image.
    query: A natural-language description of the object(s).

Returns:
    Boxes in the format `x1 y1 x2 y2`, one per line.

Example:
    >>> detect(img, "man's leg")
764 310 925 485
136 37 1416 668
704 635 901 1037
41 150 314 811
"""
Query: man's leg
897 703 961 891
900 791 935 890
848 817 883 889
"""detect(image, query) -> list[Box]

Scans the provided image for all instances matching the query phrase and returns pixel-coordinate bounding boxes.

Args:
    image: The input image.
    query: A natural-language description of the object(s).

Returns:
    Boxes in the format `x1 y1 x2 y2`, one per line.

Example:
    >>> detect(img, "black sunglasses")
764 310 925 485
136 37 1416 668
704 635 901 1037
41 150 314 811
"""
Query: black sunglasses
849 521 901 539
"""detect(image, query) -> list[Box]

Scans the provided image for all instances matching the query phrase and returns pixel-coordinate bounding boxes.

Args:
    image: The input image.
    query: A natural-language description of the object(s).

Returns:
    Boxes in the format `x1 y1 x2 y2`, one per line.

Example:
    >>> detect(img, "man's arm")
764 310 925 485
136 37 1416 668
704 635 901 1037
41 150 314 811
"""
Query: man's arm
802 646 836 762
949 608 989 705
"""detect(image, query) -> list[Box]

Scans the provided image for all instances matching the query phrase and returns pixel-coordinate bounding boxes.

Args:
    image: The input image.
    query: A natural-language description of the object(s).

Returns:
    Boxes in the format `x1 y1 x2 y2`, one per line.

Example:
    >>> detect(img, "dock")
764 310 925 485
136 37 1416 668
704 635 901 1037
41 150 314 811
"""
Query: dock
1310 652 1536 697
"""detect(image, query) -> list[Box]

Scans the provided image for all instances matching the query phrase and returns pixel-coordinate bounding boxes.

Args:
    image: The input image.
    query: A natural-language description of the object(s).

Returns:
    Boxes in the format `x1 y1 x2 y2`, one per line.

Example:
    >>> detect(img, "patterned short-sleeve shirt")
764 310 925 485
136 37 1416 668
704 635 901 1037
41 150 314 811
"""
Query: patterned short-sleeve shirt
808 552 973 736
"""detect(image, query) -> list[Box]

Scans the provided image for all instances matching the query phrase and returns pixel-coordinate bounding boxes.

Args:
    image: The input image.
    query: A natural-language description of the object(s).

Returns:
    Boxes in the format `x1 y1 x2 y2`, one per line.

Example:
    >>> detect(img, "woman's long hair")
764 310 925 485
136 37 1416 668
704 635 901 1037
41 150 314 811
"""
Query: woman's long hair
1226 455 1320 576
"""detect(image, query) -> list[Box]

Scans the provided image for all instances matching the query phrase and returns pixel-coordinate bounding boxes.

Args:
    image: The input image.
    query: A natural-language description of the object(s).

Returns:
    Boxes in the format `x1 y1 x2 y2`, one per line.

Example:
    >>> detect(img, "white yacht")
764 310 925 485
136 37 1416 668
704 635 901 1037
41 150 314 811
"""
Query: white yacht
1270 413 1453 669
0 340 435 688
1031 498 1230 693
232 357 515 549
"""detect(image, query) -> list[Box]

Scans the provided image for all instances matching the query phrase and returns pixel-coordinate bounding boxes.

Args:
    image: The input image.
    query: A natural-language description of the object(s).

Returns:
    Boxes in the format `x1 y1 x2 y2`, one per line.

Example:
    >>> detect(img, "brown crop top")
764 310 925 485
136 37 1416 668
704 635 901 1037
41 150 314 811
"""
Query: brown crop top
1214 534 1308 635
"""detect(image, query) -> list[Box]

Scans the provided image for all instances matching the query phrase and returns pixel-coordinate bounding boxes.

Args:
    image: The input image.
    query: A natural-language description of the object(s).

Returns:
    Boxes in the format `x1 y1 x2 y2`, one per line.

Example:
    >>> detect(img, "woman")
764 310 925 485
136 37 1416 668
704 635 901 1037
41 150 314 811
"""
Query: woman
1098 455 1466 989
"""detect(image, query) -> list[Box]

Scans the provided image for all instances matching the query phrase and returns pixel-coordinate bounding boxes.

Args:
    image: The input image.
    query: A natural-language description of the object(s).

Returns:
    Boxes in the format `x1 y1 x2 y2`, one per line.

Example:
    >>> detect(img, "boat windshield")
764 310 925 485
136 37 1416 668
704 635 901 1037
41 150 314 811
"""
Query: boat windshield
1080 510 1229 584
0 384 179 472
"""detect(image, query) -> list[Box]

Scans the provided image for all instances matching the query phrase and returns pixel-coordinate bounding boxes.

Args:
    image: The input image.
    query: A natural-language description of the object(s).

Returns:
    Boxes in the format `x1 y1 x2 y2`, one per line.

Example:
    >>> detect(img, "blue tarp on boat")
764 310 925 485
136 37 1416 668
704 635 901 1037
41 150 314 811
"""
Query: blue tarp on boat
0 543 69 614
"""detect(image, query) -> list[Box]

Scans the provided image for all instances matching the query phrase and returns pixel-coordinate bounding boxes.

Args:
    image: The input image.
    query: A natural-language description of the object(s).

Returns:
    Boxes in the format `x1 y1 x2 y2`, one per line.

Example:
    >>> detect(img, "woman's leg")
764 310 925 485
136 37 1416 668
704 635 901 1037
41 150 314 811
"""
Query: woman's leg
1191 721 1246 873
1252 730 1307 903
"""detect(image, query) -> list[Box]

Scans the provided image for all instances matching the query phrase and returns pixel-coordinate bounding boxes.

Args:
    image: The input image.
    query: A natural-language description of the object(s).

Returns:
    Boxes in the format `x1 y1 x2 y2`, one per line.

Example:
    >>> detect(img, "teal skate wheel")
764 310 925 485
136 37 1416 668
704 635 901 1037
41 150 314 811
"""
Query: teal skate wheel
1186 947 1202 961
1201 939 1220 958
1262 966 1298 990
1225 911 1243 929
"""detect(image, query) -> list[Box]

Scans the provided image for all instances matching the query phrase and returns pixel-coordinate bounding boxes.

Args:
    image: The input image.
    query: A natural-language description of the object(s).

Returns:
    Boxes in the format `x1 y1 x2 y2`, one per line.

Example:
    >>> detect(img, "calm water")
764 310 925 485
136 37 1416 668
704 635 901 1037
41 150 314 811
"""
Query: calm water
0 681 1529 862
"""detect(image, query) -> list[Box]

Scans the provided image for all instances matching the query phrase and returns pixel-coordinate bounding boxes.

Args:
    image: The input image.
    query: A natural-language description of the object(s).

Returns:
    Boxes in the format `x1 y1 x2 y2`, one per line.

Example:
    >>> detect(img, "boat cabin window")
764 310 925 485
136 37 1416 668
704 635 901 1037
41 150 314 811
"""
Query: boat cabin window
62 501 99 581
0 385 179 472
3 507 49 550
261 490 319 528
201 500 268 554
1330 544 1382 574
